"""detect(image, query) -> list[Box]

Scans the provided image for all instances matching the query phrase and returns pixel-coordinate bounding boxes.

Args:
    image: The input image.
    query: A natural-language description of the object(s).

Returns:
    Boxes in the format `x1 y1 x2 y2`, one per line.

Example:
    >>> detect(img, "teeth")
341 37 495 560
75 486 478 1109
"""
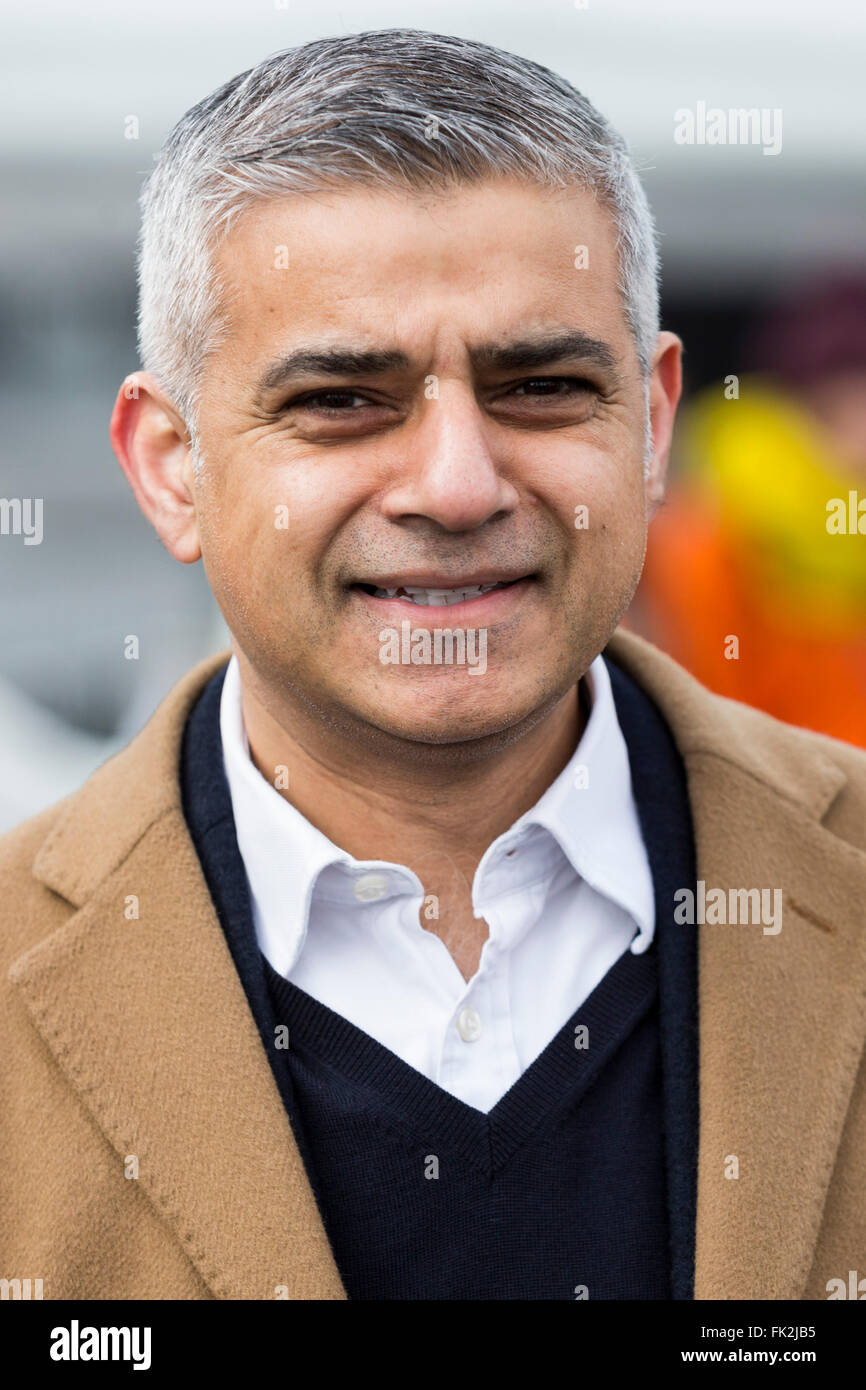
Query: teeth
370 582 505 605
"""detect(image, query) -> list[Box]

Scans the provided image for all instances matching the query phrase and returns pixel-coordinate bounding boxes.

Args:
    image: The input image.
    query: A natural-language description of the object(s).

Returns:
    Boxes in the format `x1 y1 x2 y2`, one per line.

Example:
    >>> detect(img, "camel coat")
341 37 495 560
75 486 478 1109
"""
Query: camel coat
2 628 865 1300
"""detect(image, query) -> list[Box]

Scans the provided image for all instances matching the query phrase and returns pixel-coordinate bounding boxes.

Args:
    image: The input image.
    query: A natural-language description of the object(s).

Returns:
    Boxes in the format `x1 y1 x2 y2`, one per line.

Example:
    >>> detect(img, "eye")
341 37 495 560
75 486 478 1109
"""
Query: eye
508 376 596 398
288 389 374 413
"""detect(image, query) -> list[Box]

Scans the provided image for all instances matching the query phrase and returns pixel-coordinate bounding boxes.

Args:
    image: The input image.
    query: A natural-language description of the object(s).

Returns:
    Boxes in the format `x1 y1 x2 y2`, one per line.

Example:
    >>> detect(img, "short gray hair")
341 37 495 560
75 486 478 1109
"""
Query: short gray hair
136 28 661 447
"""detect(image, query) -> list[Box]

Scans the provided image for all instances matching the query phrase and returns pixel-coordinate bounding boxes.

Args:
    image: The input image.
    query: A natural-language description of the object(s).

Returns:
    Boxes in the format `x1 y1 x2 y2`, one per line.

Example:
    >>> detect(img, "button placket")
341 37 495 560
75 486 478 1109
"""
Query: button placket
456 1006 482 1043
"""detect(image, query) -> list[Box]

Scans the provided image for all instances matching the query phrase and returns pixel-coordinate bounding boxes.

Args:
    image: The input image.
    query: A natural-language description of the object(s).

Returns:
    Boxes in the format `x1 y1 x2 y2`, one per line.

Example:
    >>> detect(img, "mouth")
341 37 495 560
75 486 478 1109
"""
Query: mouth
348 573 535 620
356 578 521 606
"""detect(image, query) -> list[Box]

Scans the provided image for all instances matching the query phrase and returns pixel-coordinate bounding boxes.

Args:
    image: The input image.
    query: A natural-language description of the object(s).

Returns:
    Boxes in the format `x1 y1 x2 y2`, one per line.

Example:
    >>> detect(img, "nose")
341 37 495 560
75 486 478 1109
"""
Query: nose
380 384 519 532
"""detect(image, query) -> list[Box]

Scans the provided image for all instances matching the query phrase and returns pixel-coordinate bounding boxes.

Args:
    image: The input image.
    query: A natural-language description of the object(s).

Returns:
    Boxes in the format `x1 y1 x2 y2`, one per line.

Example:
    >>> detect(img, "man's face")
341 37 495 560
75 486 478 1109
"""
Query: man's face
188 176 675 747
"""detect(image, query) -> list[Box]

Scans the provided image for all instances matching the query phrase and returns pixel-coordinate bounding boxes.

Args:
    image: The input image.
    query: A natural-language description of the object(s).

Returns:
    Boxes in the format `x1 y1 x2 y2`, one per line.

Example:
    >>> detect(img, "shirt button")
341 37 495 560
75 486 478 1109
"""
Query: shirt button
353 872 388 903
456 1007 482 1043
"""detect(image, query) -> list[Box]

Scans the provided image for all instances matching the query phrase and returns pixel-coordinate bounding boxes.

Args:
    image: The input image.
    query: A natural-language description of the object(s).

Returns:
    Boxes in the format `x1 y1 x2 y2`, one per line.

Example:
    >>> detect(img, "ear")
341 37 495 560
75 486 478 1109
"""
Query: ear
644 331 683 518
109 371 201 563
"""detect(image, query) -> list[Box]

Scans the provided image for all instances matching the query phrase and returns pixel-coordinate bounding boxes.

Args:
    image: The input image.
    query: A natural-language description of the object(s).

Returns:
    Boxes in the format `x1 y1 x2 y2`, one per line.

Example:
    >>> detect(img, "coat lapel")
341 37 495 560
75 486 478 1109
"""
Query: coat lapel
606 629 866 1299
10 651 346 1300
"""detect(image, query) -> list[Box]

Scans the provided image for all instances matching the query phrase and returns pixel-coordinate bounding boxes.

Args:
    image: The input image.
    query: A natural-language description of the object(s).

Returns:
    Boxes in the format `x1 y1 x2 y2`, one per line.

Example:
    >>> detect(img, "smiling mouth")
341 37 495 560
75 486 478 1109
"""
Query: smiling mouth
354 578 527 607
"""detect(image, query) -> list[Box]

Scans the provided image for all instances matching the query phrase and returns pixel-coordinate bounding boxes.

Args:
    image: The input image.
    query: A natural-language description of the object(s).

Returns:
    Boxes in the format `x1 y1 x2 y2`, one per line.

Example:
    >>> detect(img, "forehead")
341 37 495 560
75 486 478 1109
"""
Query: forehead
211 177 629 367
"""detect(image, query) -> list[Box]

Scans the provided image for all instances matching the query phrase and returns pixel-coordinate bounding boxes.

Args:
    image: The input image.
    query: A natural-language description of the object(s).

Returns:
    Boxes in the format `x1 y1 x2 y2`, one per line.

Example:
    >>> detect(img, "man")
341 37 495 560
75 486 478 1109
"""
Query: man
2 28 865 1302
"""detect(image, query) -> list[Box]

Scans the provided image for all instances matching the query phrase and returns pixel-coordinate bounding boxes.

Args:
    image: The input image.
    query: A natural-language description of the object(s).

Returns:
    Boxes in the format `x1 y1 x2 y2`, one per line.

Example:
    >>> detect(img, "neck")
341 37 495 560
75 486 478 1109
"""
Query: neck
234 653 587 883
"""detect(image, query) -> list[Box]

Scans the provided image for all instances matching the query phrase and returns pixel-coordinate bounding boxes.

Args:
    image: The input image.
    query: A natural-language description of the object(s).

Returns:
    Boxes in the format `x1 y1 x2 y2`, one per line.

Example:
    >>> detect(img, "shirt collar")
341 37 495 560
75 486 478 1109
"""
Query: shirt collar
220 650 655 974
220 655 421 976
475 653 656 953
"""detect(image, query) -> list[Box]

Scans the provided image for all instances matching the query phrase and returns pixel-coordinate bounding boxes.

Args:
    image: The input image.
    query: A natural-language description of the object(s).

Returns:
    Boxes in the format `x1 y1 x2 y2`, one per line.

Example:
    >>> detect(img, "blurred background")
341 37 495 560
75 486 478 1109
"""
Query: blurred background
1 0 865 830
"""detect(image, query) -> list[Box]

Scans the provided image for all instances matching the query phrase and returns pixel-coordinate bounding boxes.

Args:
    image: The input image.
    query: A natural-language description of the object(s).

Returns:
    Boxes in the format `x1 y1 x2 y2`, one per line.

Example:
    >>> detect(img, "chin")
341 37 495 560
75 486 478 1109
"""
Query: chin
358 679 552 753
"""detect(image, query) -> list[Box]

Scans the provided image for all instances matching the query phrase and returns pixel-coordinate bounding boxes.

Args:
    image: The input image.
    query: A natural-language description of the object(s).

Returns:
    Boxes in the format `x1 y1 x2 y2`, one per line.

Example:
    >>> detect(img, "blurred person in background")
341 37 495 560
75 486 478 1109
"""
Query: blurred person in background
630 276 866 746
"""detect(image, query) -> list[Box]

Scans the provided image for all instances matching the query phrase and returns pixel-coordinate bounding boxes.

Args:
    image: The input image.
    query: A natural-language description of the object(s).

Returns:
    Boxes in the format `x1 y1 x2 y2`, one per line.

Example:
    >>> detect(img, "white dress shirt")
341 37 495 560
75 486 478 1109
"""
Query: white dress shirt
220 652 655 1113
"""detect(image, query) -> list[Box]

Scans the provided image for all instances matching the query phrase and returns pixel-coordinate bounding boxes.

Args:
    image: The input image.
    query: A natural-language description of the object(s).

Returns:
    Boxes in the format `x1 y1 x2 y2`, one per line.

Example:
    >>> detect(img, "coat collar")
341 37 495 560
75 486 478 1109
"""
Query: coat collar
10 629 866 1299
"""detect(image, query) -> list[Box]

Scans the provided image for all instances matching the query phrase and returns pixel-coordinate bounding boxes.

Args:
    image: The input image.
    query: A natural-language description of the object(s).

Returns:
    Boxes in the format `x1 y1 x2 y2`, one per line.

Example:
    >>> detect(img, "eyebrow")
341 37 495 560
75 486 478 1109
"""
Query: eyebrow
253 329 621 405
475 329 619 376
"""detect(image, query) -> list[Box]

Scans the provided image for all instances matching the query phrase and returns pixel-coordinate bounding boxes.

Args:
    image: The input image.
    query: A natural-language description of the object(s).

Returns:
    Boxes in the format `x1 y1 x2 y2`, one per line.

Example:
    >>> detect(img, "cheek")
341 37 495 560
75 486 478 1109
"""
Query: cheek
201 462 316 581
541 444 646 555
229 446 371 559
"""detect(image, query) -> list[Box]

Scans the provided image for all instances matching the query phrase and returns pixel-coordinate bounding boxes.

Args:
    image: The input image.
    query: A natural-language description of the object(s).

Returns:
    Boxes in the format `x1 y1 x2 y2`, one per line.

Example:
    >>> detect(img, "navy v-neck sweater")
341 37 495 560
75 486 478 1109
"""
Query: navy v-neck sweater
180 652 699 1299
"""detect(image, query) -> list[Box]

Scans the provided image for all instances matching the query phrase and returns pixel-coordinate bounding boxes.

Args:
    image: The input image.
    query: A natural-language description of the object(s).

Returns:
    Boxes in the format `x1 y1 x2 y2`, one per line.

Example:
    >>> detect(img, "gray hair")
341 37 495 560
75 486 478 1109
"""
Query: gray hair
136 28 661 455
